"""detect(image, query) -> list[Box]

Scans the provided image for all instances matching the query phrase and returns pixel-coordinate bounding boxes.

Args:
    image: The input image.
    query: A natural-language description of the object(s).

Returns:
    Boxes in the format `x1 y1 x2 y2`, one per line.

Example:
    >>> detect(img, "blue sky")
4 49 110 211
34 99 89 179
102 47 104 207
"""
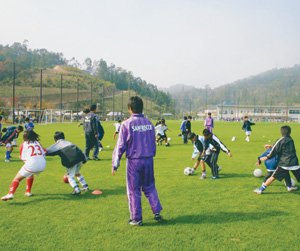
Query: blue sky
1 0 300 88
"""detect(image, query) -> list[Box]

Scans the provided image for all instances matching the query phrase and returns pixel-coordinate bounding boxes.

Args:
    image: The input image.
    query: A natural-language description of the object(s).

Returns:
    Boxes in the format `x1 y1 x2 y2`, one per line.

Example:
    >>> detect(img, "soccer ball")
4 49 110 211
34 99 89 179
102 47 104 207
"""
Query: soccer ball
184 167 194 176
253 168 263 178
167 137 171 142
231 136 236 142
63 175 69 183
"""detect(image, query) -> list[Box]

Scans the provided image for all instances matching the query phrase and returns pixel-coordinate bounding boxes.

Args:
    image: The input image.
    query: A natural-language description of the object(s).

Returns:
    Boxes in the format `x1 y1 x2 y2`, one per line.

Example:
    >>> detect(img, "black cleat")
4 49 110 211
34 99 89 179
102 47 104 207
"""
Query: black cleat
154 213 162 222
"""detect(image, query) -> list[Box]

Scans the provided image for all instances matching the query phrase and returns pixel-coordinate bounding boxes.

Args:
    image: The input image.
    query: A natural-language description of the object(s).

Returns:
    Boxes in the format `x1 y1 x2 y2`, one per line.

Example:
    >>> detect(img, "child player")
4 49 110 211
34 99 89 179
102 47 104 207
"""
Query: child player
242 116 255 142
254 126 299 194
112 96 163 226
155 119 170 146
188 132 207 179
1 130 46 201
1 125 24 162
24 117 35 131
256 144 293 189
202 129 232 179
188 132 222 179
113 119 122 139
46 131 88 195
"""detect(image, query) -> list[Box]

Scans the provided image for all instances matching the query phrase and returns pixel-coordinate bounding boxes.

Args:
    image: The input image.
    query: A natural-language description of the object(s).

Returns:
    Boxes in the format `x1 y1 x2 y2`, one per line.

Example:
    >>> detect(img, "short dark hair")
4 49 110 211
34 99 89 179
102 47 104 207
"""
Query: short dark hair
90 104 97 111
188 116 192 119
23 130 40 142
118 119 122 123
188 132 196 140
244 116 248 119
17 125 23 132
128 96 143 114
203 128 211 137
208 112 211 116
83 108 90 114
25 117 30 122
183 116 187 120
54 131 65 141
0 115 2 120
281 126 291 136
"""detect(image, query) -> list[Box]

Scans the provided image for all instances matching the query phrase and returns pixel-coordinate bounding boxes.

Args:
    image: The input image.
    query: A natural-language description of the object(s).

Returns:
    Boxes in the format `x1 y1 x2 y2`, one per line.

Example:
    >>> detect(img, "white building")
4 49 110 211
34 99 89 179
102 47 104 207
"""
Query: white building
216 105 300 121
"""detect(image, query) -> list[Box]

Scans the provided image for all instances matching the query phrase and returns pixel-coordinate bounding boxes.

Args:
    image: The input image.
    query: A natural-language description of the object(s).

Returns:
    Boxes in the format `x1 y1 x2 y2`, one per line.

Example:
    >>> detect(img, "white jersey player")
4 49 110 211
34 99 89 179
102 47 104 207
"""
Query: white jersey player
2 130 46 201
113 120 122 139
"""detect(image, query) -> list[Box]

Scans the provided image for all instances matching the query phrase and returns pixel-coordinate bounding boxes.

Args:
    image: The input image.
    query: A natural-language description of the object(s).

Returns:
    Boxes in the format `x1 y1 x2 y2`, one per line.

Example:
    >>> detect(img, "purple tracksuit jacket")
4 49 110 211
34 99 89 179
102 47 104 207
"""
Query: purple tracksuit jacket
205 117 214 132
112 113 162 221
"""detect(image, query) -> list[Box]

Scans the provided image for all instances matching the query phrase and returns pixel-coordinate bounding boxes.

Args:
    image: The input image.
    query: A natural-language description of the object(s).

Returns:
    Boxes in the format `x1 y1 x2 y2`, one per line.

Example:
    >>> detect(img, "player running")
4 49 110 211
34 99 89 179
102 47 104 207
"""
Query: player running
46 131 88 195
1 130 46 201
155 119 170 146
242 116 255 142
1 125 24 162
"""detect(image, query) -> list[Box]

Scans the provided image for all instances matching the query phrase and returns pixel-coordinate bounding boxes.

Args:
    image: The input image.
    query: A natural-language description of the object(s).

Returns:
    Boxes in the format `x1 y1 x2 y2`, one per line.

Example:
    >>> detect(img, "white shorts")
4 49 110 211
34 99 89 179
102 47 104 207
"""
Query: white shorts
18 159 46 178
66 162 82 178
6 143 12 149
245 131 251 136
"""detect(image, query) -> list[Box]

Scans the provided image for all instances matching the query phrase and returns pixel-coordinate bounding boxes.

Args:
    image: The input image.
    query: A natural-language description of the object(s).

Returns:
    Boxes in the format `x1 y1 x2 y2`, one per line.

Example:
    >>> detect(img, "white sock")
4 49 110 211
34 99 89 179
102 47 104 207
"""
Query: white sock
67 176 77 188
77 175 88 188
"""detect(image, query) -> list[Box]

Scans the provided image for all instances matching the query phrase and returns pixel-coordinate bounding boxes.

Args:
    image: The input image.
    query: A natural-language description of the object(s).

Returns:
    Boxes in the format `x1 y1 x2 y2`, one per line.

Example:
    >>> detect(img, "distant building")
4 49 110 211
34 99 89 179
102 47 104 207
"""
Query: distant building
216 105 300 121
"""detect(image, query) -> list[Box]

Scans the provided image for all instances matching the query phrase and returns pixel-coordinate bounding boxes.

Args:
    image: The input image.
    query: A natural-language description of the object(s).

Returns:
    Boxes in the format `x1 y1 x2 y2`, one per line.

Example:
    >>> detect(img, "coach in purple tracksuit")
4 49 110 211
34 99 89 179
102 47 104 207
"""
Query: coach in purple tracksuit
204 112 214 133
112 96 163 226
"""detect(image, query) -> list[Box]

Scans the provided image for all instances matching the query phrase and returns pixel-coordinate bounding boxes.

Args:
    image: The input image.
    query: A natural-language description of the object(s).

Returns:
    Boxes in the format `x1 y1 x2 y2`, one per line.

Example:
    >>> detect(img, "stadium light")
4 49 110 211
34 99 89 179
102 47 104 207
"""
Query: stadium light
39 69 44 123
12 62 16 123
77 79 79 122
60 74 63 122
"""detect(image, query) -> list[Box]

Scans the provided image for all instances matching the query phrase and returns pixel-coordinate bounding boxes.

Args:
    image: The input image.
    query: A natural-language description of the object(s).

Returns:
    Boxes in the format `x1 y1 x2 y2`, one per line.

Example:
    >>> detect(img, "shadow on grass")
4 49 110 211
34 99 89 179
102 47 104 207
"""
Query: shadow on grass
143 210 285 227
219 173 253 179
7 186 126 206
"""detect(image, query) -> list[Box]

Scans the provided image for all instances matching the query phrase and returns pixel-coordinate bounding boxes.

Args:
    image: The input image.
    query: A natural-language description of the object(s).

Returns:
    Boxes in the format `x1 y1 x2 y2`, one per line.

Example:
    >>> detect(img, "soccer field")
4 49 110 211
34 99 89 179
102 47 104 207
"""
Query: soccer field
0 121 299 251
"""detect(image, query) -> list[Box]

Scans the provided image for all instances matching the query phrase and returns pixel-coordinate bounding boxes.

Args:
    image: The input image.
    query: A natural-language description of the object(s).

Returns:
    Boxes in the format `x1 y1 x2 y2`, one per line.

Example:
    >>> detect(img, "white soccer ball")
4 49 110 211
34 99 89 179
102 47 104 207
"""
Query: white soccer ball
167 137 171 142
253 168 263 178
231 136 236 142
184 167 193 176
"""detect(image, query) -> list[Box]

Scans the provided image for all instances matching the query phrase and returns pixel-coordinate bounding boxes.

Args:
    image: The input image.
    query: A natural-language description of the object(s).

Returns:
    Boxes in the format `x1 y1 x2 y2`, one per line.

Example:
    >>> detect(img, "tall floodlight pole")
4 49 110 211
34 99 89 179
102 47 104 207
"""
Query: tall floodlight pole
39 69 43 123
90 82 93 105
102 84 105 117
128 82 131 98
112 88 115 121
60 74 63 122
121 90 124 115
12 62 16 123
77 79 79 122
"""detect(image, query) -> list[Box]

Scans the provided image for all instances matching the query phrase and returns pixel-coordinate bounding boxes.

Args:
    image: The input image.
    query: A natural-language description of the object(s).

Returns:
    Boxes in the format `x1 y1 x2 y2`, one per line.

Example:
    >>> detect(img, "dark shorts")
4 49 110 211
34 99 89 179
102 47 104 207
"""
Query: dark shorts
272 166 300 182
157 134 166 140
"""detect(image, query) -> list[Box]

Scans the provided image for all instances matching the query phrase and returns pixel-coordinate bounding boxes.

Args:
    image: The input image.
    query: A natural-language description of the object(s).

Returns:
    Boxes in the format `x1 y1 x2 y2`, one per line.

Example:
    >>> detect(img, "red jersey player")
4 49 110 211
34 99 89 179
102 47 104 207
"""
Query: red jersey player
1 130 46 201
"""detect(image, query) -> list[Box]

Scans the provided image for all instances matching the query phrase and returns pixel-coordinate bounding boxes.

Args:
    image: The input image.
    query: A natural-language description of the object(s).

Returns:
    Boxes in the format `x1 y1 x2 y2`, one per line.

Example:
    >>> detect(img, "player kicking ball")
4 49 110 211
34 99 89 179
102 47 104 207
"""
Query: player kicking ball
254 126 299 194
46 132 88 195
2 130 46 201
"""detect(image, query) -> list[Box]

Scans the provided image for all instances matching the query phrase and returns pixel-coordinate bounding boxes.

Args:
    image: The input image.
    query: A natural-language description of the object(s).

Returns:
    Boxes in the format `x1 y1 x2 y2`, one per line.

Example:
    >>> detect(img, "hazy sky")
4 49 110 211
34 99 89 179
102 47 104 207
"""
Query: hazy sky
1 0 300 88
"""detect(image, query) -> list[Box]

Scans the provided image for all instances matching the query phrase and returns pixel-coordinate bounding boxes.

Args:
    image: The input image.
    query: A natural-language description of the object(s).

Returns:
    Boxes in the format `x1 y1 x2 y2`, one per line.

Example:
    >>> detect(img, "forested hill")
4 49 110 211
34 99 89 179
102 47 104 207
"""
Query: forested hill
0 42 172 111
166 65 300 112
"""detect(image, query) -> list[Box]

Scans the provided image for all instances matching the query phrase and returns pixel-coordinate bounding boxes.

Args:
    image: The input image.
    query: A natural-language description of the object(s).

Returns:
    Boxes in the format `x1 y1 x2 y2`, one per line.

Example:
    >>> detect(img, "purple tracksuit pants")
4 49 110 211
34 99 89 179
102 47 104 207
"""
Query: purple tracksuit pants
126 157 162 221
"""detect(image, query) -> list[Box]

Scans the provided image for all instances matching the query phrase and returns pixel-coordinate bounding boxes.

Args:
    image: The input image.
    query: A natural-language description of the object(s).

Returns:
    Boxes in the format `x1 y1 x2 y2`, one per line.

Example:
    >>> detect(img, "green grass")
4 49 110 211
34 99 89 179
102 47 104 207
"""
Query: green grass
0 121 299 250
